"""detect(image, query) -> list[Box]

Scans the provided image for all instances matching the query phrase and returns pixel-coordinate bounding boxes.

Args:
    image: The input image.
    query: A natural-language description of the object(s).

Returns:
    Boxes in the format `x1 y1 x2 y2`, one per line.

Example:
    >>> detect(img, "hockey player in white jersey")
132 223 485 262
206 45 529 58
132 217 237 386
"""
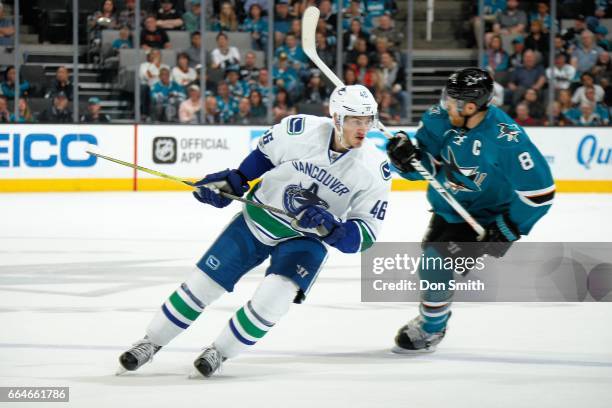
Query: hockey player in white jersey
118 84 391 378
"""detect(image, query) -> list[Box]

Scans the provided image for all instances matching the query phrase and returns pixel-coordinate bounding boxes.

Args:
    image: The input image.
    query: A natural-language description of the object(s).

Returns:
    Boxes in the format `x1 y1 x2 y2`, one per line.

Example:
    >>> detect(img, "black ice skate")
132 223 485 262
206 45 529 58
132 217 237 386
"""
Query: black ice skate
392 316 447 354
190 346 226 378
117 337 162 375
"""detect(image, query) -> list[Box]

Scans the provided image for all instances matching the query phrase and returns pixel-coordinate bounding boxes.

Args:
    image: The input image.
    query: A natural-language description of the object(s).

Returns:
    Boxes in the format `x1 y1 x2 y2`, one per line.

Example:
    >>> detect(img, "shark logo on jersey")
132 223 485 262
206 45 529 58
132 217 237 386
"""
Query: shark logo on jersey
445 129 467 146
283 182 329 214
441 147 487 193
497 123 521 143
429 105 441 115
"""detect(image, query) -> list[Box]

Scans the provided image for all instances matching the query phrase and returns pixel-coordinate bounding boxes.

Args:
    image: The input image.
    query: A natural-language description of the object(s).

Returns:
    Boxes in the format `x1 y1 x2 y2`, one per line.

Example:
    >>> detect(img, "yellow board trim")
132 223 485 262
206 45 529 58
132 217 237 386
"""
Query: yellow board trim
1 178 612 193
0 178 134 192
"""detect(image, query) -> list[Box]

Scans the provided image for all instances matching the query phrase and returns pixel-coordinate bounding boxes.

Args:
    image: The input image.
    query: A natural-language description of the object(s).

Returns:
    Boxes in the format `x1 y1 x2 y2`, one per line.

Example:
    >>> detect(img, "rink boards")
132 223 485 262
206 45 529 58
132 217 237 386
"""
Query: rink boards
0 124 610 193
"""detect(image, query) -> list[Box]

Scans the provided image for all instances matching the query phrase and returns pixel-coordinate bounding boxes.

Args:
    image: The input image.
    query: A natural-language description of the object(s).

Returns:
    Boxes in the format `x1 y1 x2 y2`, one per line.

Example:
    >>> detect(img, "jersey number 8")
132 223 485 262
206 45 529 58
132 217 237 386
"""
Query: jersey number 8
518 152 534 170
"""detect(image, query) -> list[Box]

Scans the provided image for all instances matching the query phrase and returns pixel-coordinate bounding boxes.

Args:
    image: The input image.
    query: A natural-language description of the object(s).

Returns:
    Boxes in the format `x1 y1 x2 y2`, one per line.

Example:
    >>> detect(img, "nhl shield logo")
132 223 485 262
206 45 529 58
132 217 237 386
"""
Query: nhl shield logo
153 137 177 164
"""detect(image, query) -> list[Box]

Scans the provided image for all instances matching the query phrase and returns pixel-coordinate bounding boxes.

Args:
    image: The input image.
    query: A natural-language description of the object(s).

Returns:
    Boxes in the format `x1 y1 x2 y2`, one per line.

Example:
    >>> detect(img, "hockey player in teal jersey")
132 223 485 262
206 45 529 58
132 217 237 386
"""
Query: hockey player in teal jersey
386 68 555 353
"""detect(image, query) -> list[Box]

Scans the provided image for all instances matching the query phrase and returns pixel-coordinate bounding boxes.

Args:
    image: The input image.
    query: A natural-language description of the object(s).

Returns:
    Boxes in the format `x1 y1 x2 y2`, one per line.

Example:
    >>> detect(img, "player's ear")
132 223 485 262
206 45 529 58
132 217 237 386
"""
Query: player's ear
464 102 478 115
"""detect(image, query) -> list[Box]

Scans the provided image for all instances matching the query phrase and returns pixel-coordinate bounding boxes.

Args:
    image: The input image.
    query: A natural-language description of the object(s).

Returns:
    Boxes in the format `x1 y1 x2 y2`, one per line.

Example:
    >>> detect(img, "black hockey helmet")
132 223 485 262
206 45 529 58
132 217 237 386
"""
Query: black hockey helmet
441 68 494 112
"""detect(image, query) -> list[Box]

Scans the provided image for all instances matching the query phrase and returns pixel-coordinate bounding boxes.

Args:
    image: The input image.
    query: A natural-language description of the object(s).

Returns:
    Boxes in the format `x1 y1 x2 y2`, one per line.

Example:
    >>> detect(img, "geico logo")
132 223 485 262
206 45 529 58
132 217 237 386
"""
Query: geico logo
0 133 98 168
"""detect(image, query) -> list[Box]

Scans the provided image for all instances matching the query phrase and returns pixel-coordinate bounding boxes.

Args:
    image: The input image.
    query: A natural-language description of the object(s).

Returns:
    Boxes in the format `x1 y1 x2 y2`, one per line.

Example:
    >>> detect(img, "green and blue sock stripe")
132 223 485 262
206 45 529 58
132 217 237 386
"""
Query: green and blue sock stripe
228 301 275 346
161 284 204 329
349 219 376 252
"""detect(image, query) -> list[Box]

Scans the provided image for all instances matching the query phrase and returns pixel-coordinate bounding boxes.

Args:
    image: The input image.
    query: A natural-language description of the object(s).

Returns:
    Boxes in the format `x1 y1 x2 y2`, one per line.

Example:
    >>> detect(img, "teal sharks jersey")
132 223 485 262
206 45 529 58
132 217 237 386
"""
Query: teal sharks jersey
399 105 555 235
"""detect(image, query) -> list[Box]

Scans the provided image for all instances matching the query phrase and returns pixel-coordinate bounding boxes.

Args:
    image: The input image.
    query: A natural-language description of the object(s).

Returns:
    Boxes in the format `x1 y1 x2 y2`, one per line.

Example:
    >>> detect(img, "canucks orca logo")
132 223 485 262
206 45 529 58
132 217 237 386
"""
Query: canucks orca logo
441 147 487 193
497 123 521 143
283 182 329 213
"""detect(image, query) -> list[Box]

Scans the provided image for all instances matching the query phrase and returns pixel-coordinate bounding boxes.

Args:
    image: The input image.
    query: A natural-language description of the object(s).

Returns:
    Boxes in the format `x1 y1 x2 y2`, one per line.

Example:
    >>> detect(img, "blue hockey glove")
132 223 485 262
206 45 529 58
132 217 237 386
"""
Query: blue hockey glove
481 214 520 258
386 131 421 173
192 169 249 208
290 205 347 245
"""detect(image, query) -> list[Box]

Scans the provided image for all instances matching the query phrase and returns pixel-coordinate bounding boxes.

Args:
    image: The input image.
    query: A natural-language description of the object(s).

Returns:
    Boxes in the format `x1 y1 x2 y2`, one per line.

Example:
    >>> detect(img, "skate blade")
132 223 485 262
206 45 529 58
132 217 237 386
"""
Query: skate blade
391 345 437 355
115 366 129 376
188 368 205 379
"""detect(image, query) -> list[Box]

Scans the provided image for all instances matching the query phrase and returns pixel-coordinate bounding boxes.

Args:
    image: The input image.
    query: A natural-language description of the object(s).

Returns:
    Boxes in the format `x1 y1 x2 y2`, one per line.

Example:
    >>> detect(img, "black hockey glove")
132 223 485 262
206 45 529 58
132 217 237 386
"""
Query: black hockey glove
386 131 421 173
481 214 520 258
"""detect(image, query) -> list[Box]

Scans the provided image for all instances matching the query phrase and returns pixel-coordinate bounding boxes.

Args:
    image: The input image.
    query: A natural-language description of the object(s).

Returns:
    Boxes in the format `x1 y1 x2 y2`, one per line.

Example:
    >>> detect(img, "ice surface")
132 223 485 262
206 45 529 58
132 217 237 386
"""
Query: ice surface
0 192 611 408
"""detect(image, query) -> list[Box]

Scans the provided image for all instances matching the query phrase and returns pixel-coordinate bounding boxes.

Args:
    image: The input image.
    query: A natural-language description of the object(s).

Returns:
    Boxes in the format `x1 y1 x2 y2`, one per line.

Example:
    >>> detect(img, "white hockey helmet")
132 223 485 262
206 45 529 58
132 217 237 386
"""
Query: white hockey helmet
329 84 378 130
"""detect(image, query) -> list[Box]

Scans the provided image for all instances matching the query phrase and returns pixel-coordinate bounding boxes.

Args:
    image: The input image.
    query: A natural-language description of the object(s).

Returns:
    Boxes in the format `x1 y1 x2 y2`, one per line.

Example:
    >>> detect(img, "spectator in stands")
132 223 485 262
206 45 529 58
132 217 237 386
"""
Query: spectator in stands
553 34 571 62
211 1 239 32
288 18 302 41
172 52 197 89
490 0 527 43
140 49 169 87
484 35 510 81
179 84 203 123
183 0 201 33
377 90 401 125
151 66 186 122
365 0 398 19
369 13 404 52
343 0 370 33
508 35 526 69
318 0 337 33
184 31 202 67
0 95 10 122
230 97 254 124
582 85 610 123
520 87 546 120
211 32 241 70
544 101 566 126
273 88 296 123
0 3 15 46
38 92 72 123
594 25 610 51
351 53 376 89
572 72 605 104
112 25 133 51
315 31 336 70
508 50 546 104
571 30 605 76
546 53 576 91
376 51 406 112
471 0 506 49
274 0 293 46
302 70 329 104
513 102 540 126
558 88 573 113
81 97 111 123
45 67 73 101
272 52 300 98
215 81 239 123
346 36 369 65
316 17 336 48
241 3 268 51
118 0 145 30
525 20 550 65
251 68 271 104
276 32 308 68
565 102 608 126
592 51 612 83
248 89 267 122
1 66 30 100
225 66 249 99
529 2 553 33
204 95 221 123
141 16 171 50
344 67 358 86
562 14 586 48
343 19 370 53
240 51 260 85
370 37 397 67
88 0 119 37
155 0 183 30
10 97 35 123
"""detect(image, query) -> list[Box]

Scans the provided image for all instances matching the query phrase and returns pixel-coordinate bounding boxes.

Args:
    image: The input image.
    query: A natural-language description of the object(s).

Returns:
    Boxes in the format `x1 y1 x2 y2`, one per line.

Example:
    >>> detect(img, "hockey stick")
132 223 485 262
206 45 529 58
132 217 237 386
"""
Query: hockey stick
301 7 486 239
86 150 293 217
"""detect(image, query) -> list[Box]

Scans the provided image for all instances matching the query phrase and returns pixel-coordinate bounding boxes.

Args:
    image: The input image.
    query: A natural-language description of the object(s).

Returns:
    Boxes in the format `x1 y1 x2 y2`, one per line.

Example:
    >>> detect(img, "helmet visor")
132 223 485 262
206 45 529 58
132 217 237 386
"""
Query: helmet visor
440 87 466 113
342 115 377 131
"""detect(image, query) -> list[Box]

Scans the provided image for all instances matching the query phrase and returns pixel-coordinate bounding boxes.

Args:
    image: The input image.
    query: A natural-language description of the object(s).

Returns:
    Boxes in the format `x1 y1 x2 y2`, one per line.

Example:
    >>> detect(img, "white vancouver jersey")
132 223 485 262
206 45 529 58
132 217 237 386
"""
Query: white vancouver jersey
242 114 392 251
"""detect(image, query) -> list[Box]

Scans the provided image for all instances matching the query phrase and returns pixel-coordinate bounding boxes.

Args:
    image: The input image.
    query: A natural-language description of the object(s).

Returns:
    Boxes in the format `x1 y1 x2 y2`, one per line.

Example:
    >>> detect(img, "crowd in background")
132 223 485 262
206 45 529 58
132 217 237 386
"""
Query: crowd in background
0 0 610 126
